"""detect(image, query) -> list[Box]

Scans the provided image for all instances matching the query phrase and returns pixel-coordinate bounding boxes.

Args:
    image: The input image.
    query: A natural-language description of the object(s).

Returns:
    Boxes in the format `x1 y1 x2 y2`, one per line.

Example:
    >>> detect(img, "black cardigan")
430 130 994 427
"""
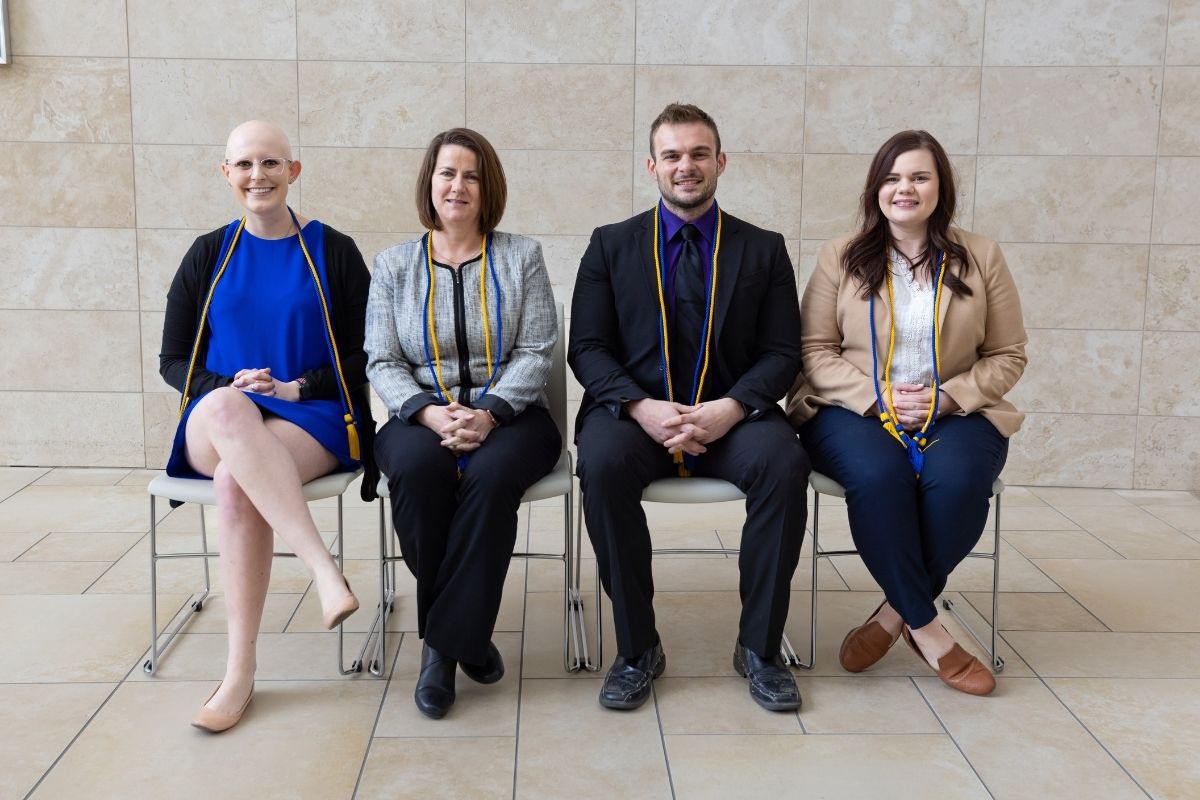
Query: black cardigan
159 223 378 501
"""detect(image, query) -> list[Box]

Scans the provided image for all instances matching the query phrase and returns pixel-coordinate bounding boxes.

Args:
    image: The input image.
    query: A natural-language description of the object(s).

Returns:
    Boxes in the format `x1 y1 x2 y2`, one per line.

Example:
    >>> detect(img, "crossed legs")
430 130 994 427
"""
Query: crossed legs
184 387 352 715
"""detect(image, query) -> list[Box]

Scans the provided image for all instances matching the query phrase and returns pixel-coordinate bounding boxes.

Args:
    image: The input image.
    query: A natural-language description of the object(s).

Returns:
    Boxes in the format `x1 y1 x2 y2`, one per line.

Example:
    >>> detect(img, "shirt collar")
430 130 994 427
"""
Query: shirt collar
659 201 718 246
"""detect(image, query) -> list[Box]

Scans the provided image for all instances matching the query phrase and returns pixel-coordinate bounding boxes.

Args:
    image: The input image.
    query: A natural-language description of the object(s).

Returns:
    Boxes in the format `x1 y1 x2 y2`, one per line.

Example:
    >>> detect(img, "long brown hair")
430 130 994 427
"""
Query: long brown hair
843 130 972 299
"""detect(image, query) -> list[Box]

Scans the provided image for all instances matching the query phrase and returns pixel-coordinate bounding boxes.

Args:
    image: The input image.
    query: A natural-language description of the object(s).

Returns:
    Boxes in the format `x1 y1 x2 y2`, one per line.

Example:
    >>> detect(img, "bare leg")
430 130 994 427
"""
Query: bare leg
908 620 958 669
184 388 351 616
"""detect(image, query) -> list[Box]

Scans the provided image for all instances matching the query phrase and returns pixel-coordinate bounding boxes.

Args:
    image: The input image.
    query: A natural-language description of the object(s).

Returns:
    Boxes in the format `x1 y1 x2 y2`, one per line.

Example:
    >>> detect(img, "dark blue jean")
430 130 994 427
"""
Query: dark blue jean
800 406 1008 628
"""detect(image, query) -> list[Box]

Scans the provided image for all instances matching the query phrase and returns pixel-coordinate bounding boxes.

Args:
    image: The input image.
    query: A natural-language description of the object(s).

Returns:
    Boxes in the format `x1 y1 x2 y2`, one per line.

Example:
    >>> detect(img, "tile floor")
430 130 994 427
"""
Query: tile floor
2 466 1199 799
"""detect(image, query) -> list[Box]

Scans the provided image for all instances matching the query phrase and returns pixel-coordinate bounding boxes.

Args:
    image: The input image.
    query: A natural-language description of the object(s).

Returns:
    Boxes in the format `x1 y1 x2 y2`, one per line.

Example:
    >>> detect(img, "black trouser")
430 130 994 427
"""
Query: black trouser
800 407 1009 629
374 405 561 664
577 406 810 659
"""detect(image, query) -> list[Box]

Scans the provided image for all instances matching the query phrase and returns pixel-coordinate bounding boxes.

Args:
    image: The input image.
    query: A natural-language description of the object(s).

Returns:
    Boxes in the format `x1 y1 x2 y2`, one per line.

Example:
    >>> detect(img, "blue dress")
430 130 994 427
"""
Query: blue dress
166 220 359 478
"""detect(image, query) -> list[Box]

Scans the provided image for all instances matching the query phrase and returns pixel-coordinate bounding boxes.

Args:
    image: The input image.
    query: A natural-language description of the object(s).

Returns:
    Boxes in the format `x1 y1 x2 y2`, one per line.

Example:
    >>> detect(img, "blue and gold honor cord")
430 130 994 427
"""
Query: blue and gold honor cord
868 250 947 477
420 231 504 475
651 200 722 476
177 208 361 460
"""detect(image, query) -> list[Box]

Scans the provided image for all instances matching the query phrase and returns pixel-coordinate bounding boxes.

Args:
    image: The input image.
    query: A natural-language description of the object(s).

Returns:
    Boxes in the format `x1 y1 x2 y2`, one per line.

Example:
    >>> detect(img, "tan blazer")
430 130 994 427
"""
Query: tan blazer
786 227 1027 438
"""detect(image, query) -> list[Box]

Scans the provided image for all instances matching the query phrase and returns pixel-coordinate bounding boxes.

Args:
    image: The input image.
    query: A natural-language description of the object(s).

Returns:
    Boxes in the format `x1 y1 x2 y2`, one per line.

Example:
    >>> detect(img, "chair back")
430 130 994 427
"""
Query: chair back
546 302 567 447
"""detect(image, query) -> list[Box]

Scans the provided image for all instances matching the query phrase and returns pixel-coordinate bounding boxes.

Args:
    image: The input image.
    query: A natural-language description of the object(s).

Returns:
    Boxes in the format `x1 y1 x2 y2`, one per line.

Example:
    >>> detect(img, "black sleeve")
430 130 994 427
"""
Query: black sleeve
159 231 234 398
567 226 651 413
299 228 372 400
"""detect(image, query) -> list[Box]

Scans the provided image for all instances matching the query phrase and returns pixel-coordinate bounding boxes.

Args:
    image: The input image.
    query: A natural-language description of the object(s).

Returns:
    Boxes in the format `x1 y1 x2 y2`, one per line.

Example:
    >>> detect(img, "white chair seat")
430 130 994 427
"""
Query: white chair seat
641 476 746 503
374 452 571 504
149 469 361 505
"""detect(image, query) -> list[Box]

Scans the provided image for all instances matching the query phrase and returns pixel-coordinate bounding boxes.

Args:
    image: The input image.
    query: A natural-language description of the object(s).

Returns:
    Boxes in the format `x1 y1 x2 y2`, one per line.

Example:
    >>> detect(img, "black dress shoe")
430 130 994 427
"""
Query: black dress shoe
414 642 456 719
733 639 801 712
599 640 665 710
460 641 504 685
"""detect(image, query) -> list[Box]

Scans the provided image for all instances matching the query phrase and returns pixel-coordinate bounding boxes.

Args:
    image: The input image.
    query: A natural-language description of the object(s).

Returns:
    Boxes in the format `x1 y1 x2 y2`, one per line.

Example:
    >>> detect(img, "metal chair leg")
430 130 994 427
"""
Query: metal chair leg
145 501 211 675
794 489 820 671
941 493 1005 672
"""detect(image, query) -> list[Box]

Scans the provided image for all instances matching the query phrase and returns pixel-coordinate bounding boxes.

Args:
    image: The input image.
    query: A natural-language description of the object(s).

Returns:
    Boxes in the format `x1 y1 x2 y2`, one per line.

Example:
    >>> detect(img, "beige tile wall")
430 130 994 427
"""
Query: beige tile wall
1 0 1196 489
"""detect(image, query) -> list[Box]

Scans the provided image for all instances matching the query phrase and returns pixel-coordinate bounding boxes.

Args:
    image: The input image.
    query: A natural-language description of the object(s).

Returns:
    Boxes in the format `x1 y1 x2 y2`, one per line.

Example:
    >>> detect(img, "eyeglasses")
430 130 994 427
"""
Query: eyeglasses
223 157 293 176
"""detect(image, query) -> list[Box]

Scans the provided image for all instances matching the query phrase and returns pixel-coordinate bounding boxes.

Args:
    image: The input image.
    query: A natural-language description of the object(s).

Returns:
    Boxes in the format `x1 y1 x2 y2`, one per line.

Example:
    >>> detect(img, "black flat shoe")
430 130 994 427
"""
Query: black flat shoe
598 640 665 710
414 643 457 719
733 639 801 712
460 641 504 685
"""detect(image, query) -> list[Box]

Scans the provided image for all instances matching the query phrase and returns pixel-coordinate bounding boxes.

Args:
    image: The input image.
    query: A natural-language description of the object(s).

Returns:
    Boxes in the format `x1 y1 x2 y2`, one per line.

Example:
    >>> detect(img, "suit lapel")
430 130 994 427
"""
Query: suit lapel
634 208 658 300
711 210 744 341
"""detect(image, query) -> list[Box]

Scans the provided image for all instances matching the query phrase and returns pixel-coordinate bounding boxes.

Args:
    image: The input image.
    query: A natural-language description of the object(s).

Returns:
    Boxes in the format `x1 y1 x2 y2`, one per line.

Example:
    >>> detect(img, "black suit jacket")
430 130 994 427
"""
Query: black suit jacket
568 207 802 436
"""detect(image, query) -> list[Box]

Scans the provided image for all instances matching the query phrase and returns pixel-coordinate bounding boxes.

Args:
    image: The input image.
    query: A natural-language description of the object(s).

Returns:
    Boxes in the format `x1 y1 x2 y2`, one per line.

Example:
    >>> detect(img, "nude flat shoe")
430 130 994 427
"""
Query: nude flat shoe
191 683 254 733
838 600 900 673
901 627 996 696
322 575 359 630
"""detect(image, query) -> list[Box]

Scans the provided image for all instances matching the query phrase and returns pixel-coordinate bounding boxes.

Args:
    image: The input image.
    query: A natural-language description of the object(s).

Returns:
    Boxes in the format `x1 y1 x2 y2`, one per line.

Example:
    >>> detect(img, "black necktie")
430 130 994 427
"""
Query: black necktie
672 223 704 401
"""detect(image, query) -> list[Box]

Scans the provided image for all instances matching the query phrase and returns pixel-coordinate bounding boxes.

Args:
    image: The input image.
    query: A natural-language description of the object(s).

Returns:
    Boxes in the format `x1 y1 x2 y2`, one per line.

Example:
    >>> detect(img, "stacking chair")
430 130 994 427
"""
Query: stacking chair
583 476 803 670
364 303 593 676
801 471 1006 671
144 468 363 676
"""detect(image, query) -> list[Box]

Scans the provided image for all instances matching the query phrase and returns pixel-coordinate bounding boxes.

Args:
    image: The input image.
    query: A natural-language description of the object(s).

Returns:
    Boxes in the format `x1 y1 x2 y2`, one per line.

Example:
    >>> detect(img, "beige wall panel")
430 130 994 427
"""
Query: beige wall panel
133 145 244 229
1005 413 1136 488
0 143 134 228
296 0 464 61
635 0 808 65
633 152 804 239
1136 415 1200 489
796 239 825 287
980 68 1161 156
0 228 138 311
143 393 178 469
1167 0 1200 64
140 312 166 394
1003 243 1148 330
502 150 630 236
974 156 1155 243
127 0 296 59
1138 331 1200 416
130 59 299 146
807 0 983 66
0 57 131 143
634 66 805 154
136 229 209 311
298 148 426 233
1159 68 1200 155
1153 157 1200 244
299 62 465 148
350 232 422 270
1146 245 1200 331
0 393 145 467
7 0 128 57
0 310 141 392
467 64 634 150
465 0 634 63
984 0 1168 66
537 235 590 308
1009 329 1142 415
805 67 980 155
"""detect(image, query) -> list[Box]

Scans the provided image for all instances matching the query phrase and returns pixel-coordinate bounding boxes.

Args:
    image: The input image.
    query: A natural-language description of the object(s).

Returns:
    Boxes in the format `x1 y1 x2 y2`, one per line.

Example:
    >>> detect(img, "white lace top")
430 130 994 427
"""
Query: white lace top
886 249 935 387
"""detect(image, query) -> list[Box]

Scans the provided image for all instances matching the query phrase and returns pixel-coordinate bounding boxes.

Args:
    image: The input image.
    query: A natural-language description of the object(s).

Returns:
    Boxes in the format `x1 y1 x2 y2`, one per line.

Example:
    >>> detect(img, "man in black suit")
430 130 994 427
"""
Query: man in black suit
568 103 810 712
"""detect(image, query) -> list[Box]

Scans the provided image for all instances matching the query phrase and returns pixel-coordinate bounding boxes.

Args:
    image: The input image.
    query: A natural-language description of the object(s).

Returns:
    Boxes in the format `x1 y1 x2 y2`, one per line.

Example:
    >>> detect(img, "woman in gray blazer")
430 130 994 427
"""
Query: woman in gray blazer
366 128 560 719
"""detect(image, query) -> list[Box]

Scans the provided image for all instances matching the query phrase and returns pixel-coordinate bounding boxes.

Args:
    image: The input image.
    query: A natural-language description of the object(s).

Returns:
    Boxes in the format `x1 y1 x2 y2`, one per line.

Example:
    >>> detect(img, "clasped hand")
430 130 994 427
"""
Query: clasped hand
888 383 958 430
232 367 301 402
417 402 497 454
626 397 745 456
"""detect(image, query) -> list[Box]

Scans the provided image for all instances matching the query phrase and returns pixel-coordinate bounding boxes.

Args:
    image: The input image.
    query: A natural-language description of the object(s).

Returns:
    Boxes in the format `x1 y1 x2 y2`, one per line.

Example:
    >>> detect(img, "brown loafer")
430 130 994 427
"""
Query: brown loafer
901 627 995 696
838 601 899 673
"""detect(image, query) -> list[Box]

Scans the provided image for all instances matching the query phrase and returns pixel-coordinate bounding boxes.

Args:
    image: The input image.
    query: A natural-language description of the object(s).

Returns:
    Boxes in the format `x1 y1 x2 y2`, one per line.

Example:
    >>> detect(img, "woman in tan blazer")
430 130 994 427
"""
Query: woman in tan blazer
787 130 1026 696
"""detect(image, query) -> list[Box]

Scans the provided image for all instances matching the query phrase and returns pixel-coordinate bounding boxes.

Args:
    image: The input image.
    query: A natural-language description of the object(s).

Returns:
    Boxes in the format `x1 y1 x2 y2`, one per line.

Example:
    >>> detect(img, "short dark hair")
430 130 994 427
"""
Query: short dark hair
648 103 722 160
415 128 507 233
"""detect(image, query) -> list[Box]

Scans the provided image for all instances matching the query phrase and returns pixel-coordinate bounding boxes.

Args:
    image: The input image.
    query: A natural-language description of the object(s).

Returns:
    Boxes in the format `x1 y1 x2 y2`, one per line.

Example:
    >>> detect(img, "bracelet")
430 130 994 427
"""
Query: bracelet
483 409 500 427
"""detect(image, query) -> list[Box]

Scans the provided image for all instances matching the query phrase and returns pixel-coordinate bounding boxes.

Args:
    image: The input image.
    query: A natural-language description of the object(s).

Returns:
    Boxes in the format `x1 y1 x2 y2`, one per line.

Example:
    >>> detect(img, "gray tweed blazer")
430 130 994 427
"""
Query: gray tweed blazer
366 231 556 423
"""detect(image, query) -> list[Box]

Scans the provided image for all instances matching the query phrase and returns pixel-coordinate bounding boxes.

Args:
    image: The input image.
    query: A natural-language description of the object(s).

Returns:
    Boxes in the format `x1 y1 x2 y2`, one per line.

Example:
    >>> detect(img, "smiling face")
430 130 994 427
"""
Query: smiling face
647 121 726 217
430 144 482 232
877 147 939 235
221 120 299 216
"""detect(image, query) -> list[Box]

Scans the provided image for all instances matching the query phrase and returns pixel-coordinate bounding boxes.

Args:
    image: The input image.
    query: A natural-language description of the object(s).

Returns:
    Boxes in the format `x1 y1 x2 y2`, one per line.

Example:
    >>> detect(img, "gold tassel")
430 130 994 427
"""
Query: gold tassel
344 414 360 461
